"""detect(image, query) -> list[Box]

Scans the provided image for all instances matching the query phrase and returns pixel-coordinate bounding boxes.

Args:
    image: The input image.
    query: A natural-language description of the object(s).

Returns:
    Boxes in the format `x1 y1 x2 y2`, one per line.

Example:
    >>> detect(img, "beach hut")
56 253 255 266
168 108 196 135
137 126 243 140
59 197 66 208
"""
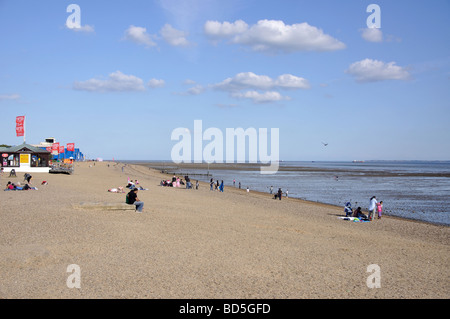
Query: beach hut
0 143 51 173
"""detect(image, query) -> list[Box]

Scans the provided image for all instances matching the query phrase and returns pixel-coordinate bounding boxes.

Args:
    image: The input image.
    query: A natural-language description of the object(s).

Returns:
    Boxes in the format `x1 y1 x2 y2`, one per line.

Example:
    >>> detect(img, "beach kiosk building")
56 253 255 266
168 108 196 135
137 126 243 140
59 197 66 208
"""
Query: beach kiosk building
0 143 51 173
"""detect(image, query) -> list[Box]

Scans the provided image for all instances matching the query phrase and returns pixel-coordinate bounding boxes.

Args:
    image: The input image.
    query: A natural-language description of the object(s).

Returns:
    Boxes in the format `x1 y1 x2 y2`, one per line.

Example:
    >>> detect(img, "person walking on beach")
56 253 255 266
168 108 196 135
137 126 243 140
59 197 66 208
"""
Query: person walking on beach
233 179 235 187
219 180 224 192
368 196 377 220
210 179 214 191
377 201 383 219
24 173 32 184
196 180 199 190
239 182 241 189
127 188 144 213
270 186 273 194
277 188 282 200
286 189 289 198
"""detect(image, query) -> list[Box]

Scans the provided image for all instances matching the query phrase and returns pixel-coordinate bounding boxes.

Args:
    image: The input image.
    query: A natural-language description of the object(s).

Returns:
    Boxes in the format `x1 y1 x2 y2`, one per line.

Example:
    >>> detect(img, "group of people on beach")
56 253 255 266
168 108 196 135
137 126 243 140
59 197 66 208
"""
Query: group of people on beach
210 179 224 192
269 186 288 200
160 175 199 190
344 196 383 220
4 181 37 191
3 173 37 191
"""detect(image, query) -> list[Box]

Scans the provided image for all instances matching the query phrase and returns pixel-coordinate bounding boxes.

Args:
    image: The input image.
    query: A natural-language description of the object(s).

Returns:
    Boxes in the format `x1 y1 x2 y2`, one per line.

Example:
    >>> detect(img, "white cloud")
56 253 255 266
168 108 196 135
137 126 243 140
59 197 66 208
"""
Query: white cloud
186 85 205 95
231 90 287 103
361 27 383 42
213 72 310 91
346 59 411 83
73 71 146 92
204 20 248 39
204 19 345 53
160 24 191 47
123 25 157 47
212 72 309 103
148 78 165 88
274 74 311 89
0 94 20 101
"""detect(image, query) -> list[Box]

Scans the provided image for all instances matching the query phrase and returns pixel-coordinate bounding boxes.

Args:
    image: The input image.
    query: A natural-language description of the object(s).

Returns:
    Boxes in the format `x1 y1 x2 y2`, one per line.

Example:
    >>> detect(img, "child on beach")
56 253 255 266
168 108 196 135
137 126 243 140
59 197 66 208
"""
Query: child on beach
377 201 383 219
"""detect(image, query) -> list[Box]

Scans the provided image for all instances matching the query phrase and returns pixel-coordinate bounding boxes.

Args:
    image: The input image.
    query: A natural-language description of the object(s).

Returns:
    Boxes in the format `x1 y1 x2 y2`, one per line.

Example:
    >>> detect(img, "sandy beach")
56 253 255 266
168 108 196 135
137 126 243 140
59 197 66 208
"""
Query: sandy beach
0 161 448 299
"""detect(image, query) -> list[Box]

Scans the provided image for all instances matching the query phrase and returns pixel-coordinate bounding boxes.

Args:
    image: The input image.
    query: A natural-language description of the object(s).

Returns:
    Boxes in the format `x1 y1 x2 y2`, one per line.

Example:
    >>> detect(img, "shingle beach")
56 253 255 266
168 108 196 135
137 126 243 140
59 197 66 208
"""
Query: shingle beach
0 162 448 298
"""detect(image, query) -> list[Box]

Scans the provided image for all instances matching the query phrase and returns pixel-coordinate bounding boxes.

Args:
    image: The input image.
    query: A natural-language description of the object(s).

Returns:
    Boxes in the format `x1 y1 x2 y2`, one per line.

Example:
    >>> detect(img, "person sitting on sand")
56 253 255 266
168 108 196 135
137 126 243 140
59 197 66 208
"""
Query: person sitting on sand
127 188 144 213
344 202 353 217
353 207 368 220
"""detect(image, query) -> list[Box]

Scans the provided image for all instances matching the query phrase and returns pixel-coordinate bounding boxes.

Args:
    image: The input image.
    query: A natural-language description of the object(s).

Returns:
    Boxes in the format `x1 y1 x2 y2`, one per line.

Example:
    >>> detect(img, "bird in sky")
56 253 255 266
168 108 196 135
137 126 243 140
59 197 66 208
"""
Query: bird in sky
322 142 328 146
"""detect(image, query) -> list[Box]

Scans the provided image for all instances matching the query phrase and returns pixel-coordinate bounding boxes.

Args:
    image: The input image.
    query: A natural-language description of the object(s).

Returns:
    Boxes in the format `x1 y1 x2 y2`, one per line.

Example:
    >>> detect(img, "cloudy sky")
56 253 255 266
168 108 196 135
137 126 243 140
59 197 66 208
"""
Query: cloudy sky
1 0 449 161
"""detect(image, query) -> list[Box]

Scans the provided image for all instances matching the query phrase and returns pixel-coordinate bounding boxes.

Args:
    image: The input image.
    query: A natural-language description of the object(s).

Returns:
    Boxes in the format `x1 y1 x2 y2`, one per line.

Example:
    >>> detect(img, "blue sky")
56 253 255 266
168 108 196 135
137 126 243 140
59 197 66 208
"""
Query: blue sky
1 0 449 161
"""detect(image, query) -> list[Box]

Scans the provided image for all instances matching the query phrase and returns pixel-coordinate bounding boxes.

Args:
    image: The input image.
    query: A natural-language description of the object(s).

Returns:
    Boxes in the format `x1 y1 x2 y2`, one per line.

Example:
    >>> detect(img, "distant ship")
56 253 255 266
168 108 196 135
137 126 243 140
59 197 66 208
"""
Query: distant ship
352 160 365 163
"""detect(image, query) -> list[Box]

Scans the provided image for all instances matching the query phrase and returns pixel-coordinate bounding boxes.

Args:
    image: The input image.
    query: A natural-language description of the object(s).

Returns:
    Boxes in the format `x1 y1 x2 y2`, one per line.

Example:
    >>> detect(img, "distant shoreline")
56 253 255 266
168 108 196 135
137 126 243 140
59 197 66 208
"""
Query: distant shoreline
118 161 450 178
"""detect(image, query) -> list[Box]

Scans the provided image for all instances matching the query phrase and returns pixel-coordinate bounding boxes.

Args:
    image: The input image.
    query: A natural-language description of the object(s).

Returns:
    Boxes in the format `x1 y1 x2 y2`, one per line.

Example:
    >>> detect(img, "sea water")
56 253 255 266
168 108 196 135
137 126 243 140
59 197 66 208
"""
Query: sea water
135 161 450 226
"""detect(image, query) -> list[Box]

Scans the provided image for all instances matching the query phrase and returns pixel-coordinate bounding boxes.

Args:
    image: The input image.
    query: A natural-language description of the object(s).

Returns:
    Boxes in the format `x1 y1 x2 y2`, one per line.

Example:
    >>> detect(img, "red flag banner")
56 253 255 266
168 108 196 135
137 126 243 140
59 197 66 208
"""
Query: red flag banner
16 116 25 137
59 146 65 154
16 126 24 137
67 143 75 152
52 142 60 153
16 116 25 125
